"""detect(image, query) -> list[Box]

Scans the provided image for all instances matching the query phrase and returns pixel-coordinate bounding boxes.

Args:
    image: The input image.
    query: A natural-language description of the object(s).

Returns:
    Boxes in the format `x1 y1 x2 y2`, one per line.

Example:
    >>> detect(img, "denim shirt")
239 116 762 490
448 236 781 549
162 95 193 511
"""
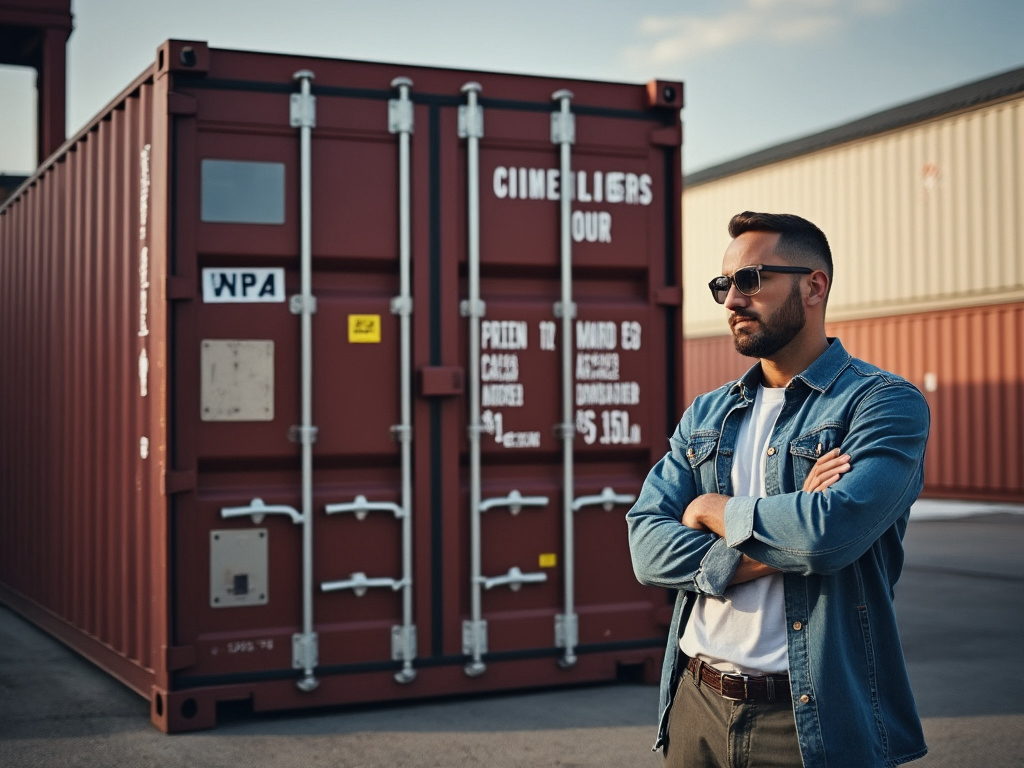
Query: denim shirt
627 339 929 768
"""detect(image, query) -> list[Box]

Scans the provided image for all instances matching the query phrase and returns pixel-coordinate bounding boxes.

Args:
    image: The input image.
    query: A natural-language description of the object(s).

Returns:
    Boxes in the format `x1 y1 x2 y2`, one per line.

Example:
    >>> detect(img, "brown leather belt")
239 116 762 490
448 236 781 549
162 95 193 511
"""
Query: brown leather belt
686 657 791 703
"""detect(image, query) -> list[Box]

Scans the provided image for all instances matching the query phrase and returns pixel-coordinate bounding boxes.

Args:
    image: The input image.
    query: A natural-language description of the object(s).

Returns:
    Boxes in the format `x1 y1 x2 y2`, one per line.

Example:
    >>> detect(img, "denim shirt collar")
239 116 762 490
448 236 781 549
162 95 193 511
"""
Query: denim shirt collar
729 338 851 399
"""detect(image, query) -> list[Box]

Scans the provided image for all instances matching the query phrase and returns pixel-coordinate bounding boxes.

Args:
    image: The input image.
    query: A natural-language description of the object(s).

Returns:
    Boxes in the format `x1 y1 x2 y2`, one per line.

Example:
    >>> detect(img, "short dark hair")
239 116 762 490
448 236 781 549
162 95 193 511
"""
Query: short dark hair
728 211 833 281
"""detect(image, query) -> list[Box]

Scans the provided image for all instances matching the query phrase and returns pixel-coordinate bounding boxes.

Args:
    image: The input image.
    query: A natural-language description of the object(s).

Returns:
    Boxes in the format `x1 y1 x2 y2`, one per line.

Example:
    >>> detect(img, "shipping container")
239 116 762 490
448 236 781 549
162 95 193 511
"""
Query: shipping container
682 66 1024 337
682 302 1024 502
0 40 684 732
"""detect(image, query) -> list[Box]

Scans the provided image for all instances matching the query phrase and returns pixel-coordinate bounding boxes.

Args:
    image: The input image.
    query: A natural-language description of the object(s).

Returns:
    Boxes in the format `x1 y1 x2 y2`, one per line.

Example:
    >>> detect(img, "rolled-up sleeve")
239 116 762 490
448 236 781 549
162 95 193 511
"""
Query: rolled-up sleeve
694 538 744 594
723 495 757 548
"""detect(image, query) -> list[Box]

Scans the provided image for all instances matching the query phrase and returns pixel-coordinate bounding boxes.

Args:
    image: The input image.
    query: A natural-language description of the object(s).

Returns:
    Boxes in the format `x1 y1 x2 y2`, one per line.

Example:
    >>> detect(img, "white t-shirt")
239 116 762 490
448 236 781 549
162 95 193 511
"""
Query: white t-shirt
680 384 789 675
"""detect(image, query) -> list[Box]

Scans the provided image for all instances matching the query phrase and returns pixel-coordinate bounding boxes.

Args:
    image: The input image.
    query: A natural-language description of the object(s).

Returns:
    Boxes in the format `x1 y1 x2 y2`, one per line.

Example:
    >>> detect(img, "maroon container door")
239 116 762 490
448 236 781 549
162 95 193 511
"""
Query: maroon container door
162 49 681 728
169 83 410 684
439 92 681 665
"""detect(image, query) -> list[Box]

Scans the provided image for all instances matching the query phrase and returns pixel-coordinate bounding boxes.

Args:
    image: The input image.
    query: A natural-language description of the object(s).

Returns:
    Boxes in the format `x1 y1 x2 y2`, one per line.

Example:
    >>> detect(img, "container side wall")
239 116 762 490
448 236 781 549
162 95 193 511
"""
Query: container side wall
682 302 1024 501
0 81 159 692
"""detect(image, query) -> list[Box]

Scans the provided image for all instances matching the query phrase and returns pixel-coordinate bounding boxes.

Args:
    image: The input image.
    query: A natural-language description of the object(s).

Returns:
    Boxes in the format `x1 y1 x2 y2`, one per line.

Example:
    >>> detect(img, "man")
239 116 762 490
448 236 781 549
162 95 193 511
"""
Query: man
627 212 929 767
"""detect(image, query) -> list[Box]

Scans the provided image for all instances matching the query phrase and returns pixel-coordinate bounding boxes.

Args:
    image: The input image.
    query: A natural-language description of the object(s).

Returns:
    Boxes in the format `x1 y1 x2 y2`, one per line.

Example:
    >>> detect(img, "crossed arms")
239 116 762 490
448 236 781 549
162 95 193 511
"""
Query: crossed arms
626 382 929 593
682 449 849 585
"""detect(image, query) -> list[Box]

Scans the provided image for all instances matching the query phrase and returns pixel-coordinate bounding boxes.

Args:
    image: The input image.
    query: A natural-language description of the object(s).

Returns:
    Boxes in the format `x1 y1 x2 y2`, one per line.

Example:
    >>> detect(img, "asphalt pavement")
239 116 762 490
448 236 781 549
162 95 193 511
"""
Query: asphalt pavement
1 508 1022 767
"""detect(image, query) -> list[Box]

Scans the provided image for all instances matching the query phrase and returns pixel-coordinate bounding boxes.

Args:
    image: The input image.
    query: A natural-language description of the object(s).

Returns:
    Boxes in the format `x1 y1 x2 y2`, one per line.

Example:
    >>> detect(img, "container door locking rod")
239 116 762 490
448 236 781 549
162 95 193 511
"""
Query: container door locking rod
551 89 579 669
459 81 488 678
290 69 319 693
389 76 417 684
459 83 551 678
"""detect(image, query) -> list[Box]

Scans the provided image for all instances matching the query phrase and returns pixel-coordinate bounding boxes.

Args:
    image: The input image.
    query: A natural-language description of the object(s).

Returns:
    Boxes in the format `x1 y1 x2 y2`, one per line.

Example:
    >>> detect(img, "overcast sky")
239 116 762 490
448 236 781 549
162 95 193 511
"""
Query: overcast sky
1 0 1022 175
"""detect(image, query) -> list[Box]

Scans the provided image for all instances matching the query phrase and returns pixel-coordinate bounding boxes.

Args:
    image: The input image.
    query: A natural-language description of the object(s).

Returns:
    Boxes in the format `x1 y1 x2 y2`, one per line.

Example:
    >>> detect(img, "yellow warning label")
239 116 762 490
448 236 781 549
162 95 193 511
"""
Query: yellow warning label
348 314 381 343
539 553 557 568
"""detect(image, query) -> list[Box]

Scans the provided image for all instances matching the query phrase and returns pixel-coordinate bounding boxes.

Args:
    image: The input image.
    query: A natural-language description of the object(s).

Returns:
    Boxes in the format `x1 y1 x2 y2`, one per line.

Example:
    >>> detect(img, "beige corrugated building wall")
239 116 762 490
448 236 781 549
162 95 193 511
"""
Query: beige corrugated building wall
681 66 1024 501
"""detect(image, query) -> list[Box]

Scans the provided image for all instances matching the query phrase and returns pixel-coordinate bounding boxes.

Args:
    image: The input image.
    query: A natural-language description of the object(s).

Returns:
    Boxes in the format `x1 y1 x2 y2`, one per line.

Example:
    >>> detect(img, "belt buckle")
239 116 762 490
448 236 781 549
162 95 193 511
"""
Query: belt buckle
720 673 749 701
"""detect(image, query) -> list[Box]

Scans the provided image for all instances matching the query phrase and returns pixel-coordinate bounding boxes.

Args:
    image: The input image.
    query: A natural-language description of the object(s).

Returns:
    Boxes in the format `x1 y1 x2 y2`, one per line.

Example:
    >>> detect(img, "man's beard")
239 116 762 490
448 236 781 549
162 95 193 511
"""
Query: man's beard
730 281 805 358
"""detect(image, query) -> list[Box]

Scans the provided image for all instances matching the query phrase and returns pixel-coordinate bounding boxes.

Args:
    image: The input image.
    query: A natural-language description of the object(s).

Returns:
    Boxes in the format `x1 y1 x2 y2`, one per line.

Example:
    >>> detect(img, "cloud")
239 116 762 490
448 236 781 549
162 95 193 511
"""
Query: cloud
621 0 901 69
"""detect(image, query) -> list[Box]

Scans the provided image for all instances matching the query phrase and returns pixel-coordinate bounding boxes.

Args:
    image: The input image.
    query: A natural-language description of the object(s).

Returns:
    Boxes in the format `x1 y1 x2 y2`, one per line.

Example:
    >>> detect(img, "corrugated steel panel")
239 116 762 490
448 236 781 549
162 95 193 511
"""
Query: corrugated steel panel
681 335 748 409
0 74 163 694
0 40 683 732
681 302 1024 502
683 92 1024 337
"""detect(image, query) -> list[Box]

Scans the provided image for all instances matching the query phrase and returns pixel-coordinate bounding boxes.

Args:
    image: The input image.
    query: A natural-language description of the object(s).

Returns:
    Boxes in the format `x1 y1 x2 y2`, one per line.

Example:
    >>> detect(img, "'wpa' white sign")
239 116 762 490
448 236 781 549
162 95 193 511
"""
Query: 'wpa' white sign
203 268 285 303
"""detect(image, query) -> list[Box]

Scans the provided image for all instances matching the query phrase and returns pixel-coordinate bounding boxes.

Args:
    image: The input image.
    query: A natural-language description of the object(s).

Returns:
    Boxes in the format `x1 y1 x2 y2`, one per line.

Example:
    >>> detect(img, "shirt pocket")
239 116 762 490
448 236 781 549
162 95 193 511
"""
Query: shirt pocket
789 423 848 491
685 431 719 495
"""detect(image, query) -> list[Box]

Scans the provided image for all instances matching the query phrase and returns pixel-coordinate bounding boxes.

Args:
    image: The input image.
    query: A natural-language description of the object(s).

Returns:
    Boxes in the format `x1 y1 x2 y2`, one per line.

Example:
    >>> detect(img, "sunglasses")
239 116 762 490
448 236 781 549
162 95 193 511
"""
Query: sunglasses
708 265 814 304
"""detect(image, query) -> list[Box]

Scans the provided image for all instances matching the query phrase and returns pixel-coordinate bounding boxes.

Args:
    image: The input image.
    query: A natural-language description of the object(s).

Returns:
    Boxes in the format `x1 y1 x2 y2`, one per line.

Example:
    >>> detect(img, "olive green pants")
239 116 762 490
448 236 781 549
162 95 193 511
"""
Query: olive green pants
664 670 804 768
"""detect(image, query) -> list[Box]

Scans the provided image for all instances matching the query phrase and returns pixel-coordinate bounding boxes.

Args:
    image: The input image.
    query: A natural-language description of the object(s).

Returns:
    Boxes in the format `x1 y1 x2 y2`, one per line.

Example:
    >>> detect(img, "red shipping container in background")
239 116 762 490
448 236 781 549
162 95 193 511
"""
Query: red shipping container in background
683 304 1024 502
0 40 684 731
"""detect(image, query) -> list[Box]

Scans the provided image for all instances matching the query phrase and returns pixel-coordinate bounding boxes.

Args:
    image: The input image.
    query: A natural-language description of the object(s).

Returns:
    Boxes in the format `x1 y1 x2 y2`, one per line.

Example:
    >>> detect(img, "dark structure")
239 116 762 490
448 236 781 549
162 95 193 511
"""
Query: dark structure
0 0 73 165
